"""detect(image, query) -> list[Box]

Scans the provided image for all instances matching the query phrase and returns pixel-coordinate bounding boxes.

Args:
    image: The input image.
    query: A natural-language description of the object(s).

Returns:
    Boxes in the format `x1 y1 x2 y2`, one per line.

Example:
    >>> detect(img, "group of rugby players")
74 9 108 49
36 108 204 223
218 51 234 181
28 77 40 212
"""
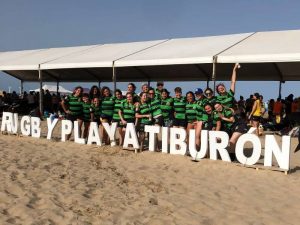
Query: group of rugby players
61 64 252 157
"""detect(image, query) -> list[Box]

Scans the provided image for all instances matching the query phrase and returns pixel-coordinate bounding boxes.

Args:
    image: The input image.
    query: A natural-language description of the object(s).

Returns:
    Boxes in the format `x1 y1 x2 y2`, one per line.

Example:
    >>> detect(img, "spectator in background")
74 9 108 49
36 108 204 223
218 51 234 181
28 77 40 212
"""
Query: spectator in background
249 93 261 136
268 99 275 122
245 94 254 116
237 95 246 114
273 98 283 124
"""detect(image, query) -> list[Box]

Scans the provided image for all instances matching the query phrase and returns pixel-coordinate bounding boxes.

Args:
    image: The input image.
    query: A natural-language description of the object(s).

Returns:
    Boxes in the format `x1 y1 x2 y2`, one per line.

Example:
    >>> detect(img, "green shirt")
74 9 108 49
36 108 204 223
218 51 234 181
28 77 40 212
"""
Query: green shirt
160 97 174 119
82 102 92 122
196 98 206 121
112 98 125 121
173 97 186 120
137 103 152 125
202 110 220 130
121 102 136 123
216 89 235 108
101 96 115 117
186 101 198 123
64 94 82 116
90 103 101 121
149 97 162 118
220 108 234 130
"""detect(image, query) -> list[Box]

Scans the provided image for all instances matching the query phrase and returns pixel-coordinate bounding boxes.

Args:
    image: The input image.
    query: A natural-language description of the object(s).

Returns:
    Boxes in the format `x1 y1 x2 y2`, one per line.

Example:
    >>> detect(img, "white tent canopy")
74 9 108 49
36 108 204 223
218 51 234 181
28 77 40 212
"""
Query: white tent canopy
30 84 72 94
0 29 300 82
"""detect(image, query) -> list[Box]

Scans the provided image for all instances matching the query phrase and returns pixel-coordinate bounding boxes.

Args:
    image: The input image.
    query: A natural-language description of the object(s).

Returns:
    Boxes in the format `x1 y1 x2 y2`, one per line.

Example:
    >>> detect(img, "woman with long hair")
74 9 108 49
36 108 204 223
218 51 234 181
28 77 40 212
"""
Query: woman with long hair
249 93 261 136
112 89 125 145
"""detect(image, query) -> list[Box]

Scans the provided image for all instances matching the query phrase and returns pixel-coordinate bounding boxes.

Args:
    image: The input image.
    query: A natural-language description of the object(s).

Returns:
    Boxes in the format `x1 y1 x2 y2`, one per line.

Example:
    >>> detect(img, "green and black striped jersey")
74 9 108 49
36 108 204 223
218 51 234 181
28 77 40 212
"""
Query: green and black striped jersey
216 89 235 108
121 102 136 123
160 97 174 119
64 94 82 116
149 97 162 118
186 101 198 123
112 98 125 121
101 96 115 117
202 110 220 130
137 103 152 125
82 102 92 122
173 97 186 120
219 108 234 130
90 103 101 121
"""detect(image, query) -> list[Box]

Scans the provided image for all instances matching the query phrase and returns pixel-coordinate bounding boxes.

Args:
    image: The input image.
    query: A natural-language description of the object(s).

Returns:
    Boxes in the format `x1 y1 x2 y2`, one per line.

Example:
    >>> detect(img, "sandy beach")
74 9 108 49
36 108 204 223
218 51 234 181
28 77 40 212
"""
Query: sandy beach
1 121 300 225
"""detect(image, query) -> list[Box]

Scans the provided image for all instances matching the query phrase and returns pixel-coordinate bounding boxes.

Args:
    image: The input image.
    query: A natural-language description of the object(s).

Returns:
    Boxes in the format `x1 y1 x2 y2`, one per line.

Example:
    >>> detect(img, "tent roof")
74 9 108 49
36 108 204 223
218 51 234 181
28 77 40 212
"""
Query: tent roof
115 33 253 67
1 29 300 82
217 30 300 63
0 45 99 71
41 40 168 69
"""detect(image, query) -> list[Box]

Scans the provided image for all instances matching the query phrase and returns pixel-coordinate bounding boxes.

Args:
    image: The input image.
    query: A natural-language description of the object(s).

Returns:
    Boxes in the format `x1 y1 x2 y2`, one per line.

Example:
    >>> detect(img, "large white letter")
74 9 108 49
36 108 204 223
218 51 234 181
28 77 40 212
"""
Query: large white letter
20 116 31 136
264 135 290 170
235 134 261 165
145 125 160 152
102 122 117 146
189 129 208 160
46 118 58 140
31 117 41 138
123 123 139 149
61 120 73 142
170 128 187 155
87 122 102 146
1 112 18 133
74 121 85 144
161 127 169 153
209 131 230 162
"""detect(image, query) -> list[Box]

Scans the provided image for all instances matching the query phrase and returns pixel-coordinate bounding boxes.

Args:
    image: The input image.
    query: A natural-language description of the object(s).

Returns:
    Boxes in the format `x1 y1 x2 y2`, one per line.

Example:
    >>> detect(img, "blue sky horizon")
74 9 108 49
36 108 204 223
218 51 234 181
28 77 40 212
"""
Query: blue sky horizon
1 0 300 100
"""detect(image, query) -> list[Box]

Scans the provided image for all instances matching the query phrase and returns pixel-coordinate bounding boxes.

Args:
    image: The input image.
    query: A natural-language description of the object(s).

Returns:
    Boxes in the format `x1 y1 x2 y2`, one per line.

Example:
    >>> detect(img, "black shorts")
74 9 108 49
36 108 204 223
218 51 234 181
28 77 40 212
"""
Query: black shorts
173 119 187 128
163 118 173 127
251 116 261 122
153 116 163 126
137 123 146 132
101 114 112 123
67 114 82 122
231 122 248 134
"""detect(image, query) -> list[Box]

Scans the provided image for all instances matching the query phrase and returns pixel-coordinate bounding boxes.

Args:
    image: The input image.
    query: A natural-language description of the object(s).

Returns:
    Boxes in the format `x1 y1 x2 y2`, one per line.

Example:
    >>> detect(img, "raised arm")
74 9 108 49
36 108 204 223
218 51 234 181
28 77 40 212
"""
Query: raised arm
230 63 240 93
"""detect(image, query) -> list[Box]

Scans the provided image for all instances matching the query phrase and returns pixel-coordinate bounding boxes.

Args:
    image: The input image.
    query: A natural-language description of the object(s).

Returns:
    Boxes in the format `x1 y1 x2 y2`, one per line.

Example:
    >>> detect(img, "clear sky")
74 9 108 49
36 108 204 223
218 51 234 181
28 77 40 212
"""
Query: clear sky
0 0 300 100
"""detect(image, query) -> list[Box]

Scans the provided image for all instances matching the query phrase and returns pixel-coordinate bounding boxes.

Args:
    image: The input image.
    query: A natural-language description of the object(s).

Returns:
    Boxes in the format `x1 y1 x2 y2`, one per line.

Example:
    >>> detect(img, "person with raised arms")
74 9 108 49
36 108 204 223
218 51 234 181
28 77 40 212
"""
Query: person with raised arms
119 92 136 146
216 63 240 109
61 86 83 140
112 89 125 145
135 92 153 152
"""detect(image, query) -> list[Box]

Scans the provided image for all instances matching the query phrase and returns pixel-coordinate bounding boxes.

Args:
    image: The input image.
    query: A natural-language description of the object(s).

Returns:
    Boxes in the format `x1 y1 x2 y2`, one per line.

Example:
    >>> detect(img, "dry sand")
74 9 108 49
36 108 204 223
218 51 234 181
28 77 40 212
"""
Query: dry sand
0 121 300 225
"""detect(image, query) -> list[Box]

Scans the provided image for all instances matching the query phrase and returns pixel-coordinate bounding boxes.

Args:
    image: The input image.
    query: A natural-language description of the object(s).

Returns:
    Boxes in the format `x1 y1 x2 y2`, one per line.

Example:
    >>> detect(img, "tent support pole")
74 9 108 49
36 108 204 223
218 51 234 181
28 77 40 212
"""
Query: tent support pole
56 81 59 95
98 81 101 89
212 56 217 93
112 62 117 92
147 80 151 87
206 80 209 89
20 80 24 95
38 68 44 116
279 81 282 99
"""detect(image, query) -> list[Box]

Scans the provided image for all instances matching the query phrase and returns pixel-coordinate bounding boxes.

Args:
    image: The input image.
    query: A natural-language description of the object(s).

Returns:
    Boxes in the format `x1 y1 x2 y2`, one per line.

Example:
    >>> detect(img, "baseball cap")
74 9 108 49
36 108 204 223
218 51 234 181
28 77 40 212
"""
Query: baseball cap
195 88 203 94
